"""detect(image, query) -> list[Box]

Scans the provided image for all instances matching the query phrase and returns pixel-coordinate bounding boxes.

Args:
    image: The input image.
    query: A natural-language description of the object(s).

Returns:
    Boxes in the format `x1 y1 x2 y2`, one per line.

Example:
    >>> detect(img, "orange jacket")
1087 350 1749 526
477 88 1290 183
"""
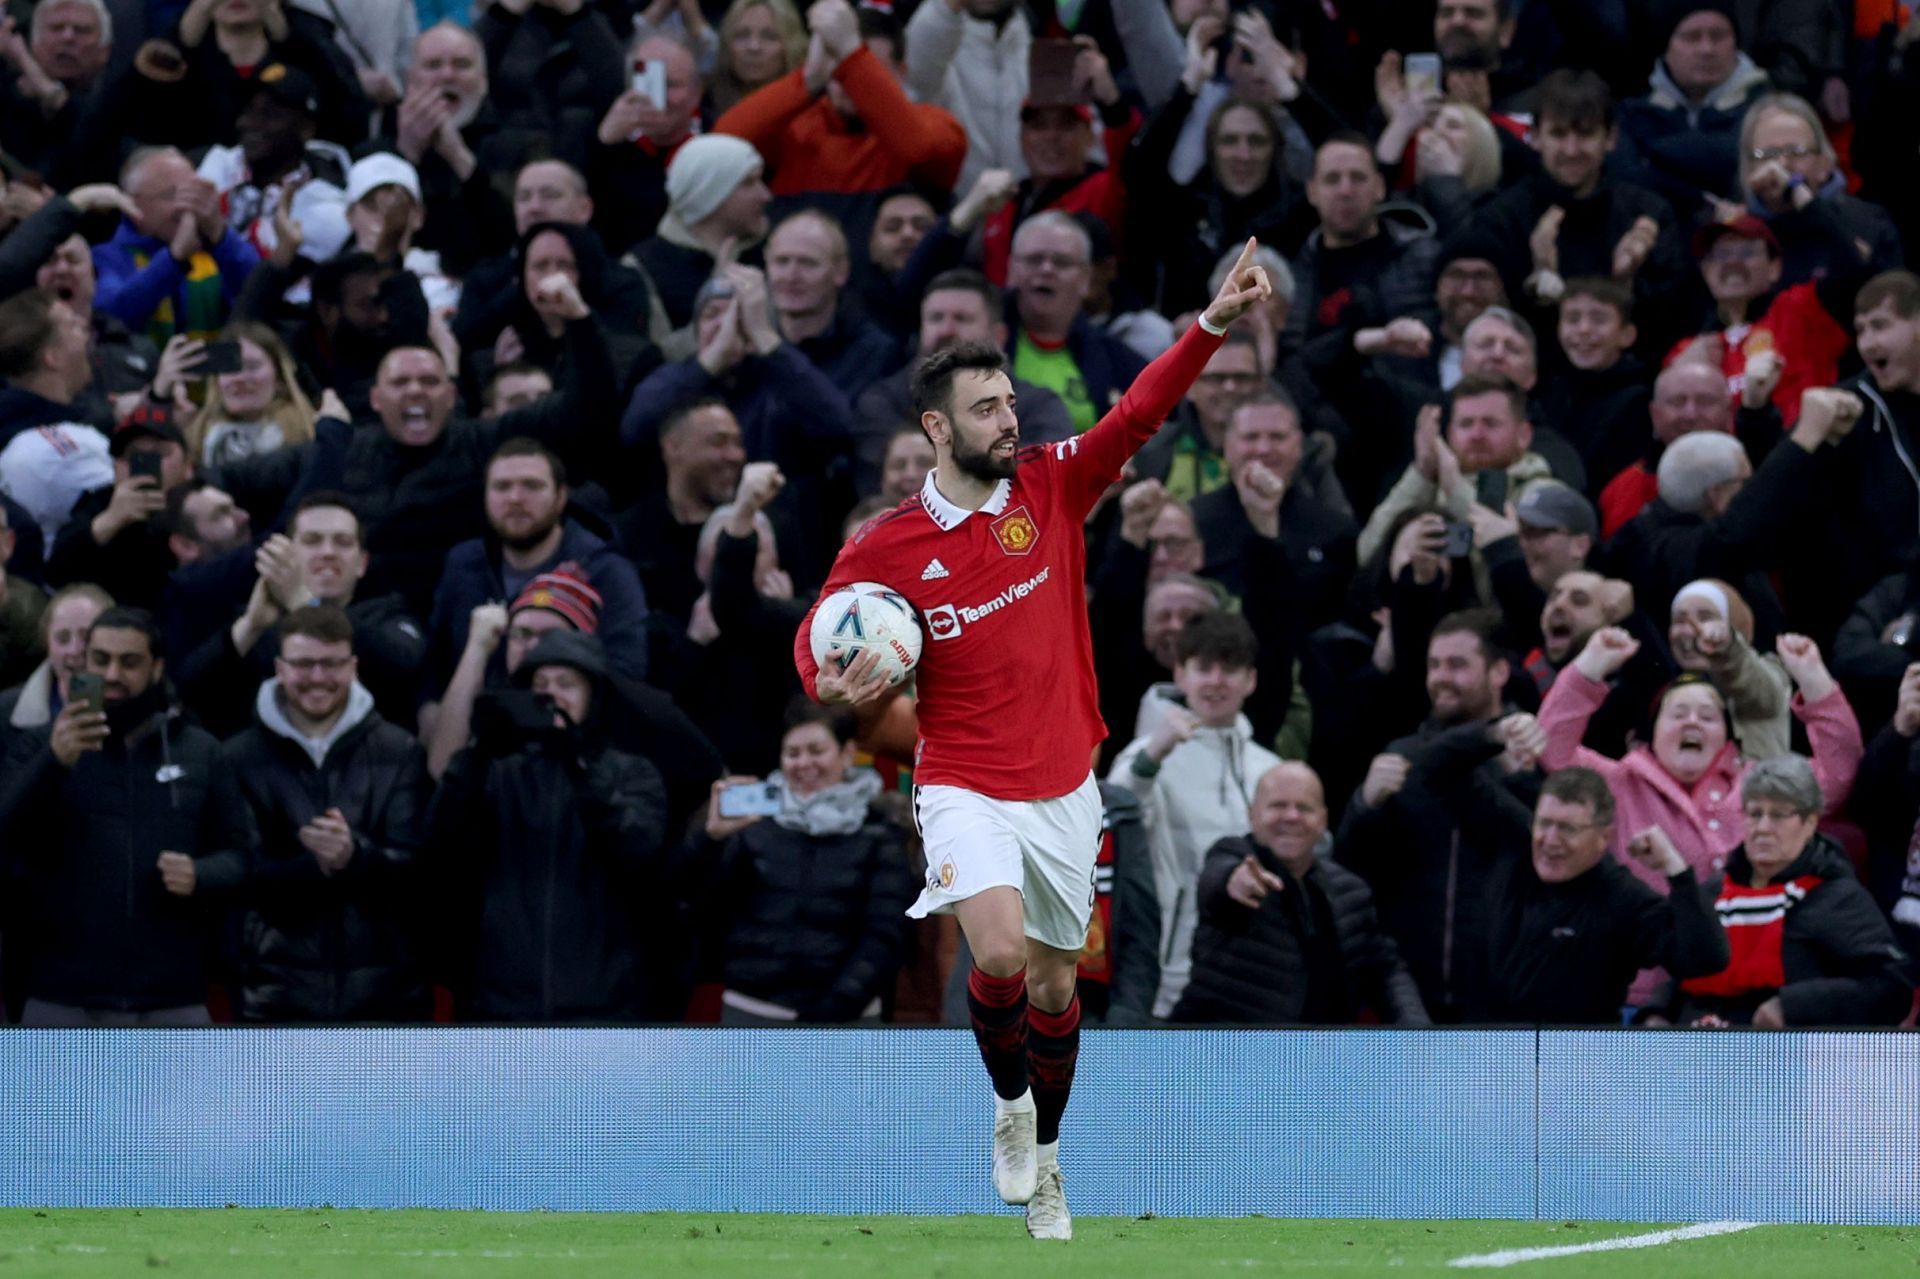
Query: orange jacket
714 47 967 195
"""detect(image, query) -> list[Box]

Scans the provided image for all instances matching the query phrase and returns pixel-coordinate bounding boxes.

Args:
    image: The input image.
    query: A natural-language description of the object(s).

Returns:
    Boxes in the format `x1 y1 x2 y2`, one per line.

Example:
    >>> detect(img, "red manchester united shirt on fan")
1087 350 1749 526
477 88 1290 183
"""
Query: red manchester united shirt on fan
796 325 1225 801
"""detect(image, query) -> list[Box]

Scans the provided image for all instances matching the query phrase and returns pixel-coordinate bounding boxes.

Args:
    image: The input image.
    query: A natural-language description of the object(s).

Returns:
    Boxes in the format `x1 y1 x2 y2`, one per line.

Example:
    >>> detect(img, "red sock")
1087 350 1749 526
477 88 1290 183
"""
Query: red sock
967 966 1029 1101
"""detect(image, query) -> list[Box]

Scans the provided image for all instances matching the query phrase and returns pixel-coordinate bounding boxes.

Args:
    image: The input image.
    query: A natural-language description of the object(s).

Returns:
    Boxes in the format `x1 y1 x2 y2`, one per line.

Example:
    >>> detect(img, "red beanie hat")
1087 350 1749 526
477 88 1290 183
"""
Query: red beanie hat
510 562 602 633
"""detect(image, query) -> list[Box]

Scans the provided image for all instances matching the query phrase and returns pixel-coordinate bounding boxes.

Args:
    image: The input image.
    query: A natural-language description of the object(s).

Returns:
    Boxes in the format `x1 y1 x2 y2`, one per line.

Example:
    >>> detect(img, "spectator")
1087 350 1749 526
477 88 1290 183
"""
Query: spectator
876 429 934 505
1191 389 1357 627
224 604 432 1022
483 362 552 417
1532 277 1650 488
1734 94 1903 286
1108 611 1283 1019
0 290 111 546
173 0 369 149
1853 662 1920 962
0 0 116 181
619 396 746 629
183 321 318 468
853 269 1072 495
426 630 672 1022
0 581 110 751
1833 564 1920 739
1356 378 1562 569
1669 755 1911 1027
1465 766 1731 1023
240 249 431 422
708 0 805 114
41 404 199 611
214 275 614 619
340 152 459 315
715 0 964 198
588 33 706 258
1539 626 1862 905
699 701 914 1022
92 146 261 345
899 0 1030 192
1006 210 1148 436
0 503 47 689
1334 609 1535 1020
1668 577 1792 759
1428 253 1509 393
1474 478 1594 657
764 210 896 398
1616 0 1771 219
854 184 938 334
632 133 772 331
1169 761 1429 1026
1130 329 1262 502
426 438 651 691
471 0 626 164
1593 361 1762 537
1452 70 1683 340
0 606 252 1026
195 63 353 268
1284 133 1440 352
298 0 417 116
1605 393 1857 639
618 267 851 581
169 491 427 737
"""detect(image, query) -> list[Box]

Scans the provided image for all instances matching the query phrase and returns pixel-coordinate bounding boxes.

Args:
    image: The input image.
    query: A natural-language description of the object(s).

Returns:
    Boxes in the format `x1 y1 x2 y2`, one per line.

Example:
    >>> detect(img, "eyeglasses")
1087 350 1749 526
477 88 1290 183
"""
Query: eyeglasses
1742 805 1808 826
1196 371 1260 386
1013 252 1087 272
1532 818 1602 838
1749 144 1818 163
280 656 352 673
1150 534 1199 553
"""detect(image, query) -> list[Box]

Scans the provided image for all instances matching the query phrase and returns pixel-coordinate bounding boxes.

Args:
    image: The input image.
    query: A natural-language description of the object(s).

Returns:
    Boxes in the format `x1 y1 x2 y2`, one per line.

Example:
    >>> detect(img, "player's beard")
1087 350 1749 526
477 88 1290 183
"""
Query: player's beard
950 428 1020 484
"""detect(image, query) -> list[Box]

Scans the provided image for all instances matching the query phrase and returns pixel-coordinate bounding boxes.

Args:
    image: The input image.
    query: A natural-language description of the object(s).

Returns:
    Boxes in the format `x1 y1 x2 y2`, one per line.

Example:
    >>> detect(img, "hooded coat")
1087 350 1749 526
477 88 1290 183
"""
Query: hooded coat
426 631 673 1021
224 679 432 1021
1109 684 1284 1018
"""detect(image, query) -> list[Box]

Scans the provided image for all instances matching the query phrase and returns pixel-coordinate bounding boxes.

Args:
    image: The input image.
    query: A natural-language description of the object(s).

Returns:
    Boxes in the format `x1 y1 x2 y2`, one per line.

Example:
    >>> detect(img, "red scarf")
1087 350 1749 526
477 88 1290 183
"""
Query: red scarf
1682 872 1823 997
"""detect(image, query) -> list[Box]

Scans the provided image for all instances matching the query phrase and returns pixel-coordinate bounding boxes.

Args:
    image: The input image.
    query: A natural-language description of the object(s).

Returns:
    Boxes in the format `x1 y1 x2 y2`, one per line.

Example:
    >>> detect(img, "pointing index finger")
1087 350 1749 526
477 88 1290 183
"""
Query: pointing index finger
1231 236 1258 278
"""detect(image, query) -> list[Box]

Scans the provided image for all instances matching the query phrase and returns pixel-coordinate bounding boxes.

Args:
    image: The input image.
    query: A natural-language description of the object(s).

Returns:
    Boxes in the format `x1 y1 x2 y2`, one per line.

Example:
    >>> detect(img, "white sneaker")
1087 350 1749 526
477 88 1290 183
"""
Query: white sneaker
992 1091 1038 1204
1025 1156 1071 1240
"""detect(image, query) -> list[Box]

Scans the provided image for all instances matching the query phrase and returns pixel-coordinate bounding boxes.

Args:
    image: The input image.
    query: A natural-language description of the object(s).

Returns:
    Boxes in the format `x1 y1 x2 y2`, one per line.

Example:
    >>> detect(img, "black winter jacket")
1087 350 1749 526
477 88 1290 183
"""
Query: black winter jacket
224 692 433 1022
710 803 915 1021
0 692 252 1010
1171 835 1428 1026
1674 835 1912 1028
428 732 671 1022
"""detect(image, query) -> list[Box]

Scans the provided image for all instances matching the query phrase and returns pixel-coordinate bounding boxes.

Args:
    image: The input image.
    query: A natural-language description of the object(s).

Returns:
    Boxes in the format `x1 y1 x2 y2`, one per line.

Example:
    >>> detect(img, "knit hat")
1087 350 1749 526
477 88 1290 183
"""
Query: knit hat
515 629 609 683
110 400 186 456
665 135 763 227
345 152 422 207
1672 577 1755 641
510 562 602 633
1653 0 1739 53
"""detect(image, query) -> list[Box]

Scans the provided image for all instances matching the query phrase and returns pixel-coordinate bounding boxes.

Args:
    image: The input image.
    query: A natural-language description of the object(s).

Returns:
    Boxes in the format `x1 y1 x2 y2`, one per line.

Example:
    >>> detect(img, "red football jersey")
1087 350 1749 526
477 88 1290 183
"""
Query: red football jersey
796 323 1225 800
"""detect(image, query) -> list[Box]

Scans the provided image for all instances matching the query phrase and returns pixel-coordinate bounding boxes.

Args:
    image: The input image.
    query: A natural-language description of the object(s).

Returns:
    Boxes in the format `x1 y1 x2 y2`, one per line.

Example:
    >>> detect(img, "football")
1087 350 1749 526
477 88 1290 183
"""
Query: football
809 581 923 687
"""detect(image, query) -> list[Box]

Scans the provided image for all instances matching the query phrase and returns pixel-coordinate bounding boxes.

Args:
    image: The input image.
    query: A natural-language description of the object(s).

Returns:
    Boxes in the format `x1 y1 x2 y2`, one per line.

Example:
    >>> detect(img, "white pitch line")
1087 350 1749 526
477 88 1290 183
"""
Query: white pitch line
1447 1220 1763 1268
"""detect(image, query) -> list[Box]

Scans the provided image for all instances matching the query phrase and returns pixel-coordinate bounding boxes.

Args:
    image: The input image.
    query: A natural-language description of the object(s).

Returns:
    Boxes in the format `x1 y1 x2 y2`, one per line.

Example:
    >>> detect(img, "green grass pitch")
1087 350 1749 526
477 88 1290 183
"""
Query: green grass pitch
0 1211 1914 1277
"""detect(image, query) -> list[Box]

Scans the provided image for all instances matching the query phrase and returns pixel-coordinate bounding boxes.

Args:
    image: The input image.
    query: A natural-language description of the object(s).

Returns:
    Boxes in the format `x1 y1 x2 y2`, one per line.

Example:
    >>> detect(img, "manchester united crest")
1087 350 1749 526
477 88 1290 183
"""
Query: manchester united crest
990 506 1039 556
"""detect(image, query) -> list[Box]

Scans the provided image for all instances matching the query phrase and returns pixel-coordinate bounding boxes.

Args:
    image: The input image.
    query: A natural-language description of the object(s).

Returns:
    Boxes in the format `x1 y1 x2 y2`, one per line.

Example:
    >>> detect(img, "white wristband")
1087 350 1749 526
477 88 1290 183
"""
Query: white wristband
1197 313 1228 336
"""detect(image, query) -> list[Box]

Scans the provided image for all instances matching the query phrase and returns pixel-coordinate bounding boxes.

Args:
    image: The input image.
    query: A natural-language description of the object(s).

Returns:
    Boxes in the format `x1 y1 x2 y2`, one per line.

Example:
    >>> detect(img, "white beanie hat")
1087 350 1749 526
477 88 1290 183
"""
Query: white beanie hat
666 135 763 227
345 152 423 207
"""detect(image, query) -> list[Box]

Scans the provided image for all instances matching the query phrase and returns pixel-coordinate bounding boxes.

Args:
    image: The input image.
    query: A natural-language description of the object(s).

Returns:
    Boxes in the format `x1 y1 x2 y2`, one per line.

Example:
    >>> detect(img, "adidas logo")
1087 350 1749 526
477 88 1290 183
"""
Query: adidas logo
921 558 951 581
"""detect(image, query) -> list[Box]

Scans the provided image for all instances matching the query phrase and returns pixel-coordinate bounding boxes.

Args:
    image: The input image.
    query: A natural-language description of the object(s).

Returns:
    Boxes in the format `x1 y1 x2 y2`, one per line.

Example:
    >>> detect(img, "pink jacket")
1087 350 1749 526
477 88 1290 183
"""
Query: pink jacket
1537 670 1864 896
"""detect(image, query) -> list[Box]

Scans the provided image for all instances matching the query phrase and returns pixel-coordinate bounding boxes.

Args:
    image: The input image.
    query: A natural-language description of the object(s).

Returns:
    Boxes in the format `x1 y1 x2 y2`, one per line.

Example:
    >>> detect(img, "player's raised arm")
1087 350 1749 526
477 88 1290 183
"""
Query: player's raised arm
1062 239 1273 505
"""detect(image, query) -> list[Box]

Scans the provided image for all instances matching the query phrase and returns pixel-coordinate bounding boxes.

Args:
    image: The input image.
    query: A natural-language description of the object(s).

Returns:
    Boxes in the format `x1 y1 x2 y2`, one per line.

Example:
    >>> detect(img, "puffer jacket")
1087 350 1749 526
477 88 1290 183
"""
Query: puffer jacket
1108 685 1283 1018
472 3 626 170
224 680 432 1022
710 774 916 1021
0 688 252 1011
1617 54 1771 216
1675 833 1911 1027
1281 212 1440 356
1170 833 1429 1026
427 633 671 1021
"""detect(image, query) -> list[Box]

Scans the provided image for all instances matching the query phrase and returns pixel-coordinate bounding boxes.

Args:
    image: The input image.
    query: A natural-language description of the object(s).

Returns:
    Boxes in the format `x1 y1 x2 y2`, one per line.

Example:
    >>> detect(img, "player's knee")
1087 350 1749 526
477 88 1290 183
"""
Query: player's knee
971 936 1028 977
1026 965 1077 1013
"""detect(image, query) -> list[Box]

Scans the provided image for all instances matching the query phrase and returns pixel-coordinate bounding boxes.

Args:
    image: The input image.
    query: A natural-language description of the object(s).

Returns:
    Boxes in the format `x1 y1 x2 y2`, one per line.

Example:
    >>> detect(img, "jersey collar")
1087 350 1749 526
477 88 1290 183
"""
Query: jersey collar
919 469 1011 531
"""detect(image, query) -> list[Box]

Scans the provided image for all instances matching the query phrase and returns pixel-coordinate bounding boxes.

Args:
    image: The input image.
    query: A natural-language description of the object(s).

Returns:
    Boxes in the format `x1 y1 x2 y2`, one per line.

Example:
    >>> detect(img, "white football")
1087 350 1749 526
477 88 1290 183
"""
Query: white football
809 581 923 687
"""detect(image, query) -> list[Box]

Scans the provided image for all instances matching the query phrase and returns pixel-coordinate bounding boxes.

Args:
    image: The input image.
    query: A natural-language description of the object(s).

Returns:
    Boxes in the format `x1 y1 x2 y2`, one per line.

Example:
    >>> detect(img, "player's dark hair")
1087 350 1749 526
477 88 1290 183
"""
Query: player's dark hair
910 341 1007 436
279 603 355 648
1560 276 1633 321
1540 767 1616 828
784 695 857 745
88 605 164 658
1536 68 1614 133
1175 610 1259 670
1430 607 1507 666
489 435 568 488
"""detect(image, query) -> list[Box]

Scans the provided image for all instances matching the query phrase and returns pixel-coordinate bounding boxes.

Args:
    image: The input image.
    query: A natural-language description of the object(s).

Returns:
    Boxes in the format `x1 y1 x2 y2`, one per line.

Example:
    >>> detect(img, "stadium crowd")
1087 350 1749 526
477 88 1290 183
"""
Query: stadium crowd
0 0 1918 1031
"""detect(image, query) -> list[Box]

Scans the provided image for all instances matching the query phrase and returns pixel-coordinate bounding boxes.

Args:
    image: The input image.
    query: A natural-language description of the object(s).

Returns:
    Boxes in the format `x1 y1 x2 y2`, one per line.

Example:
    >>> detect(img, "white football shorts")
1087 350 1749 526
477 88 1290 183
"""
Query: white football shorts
908 771 1102 952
